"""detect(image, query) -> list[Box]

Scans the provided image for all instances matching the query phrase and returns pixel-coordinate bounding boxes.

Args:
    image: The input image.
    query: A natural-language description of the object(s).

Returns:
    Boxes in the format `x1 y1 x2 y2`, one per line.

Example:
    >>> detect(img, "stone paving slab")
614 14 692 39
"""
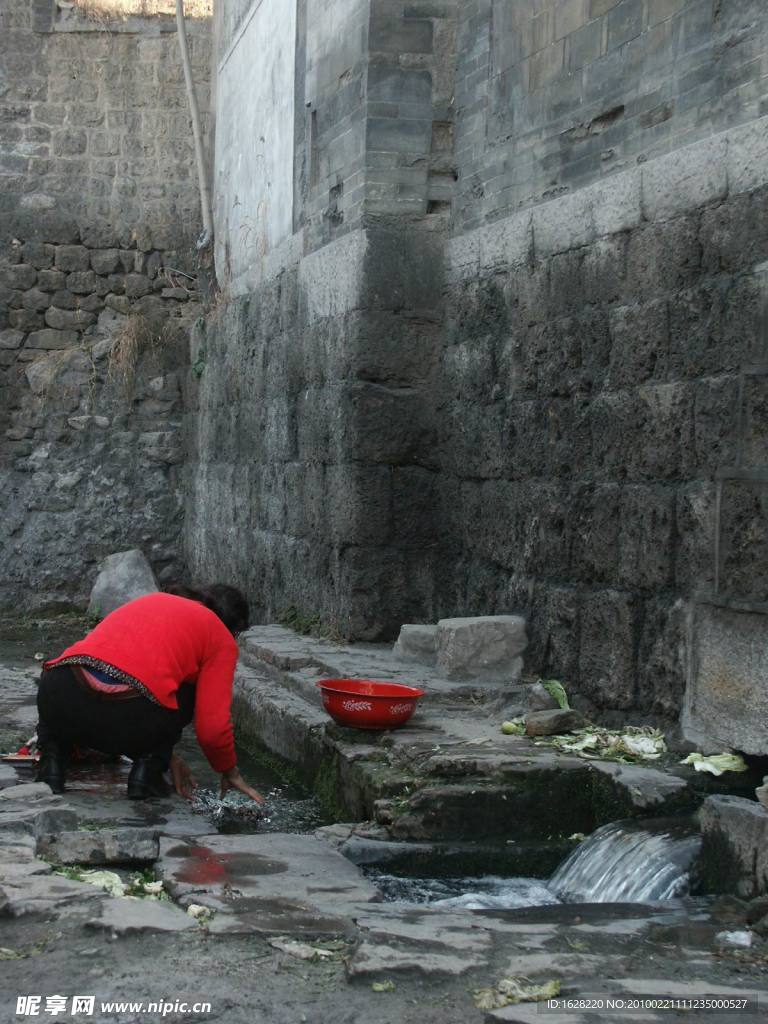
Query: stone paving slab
348 941 484 977
86 896 198 935
157 832 379 937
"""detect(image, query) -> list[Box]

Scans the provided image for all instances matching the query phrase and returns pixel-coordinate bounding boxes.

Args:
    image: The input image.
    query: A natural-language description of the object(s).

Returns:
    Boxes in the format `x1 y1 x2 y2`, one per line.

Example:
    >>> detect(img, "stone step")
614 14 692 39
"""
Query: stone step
233 635 744 854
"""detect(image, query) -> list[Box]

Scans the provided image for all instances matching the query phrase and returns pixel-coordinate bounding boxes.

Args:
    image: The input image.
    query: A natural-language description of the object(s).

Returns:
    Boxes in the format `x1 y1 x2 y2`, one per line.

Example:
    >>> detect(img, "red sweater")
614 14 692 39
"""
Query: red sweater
45 593 238 772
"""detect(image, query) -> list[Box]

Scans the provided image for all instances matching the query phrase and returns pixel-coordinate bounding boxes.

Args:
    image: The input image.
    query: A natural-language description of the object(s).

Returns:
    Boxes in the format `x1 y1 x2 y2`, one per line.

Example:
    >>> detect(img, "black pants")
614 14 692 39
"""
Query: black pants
37 666 194 768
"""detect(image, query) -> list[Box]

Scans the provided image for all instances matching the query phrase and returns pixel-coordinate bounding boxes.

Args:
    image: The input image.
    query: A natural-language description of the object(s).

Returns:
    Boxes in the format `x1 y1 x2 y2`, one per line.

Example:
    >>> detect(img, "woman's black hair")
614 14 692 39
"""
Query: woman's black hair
166 583 249 635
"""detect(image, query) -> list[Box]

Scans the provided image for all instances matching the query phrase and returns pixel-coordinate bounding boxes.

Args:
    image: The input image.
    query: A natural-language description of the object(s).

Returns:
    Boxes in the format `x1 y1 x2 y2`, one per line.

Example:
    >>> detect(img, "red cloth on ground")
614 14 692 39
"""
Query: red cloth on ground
45 593 238 772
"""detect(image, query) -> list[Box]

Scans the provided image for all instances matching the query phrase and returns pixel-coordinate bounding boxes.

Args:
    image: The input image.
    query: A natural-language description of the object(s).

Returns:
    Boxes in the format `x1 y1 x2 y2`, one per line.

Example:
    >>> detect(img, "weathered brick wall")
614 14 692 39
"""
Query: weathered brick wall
365 0 457 217
0 0 211 612
454 0 768 230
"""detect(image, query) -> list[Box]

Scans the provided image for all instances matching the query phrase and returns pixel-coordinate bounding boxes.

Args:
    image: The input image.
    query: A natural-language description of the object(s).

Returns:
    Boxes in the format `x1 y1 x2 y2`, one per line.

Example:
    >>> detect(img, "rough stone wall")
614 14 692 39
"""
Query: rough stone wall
186 225 443 638
189 1 450 637
439 125 768 718
0 0 210 612
439 0 768 722
197 0 768 737
1 0 210 249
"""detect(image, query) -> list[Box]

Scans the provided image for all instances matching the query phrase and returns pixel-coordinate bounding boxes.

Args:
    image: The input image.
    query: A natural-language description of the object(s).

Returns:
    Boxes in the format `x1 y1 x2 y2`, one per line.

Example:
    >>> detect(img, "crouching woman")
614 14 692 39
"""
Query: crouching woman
36 585 265 804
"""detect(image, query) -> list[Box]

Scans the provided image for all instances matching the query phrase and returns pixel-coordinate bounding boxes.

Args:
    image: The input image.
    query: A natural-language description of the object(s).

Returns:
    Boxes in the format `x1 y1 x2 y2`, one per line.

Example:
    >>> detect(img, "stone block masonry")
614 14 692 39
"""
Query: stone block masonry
195 0 768 742
0 0 212 612
0 232 202 611
440 118 768 722
0 0 211 251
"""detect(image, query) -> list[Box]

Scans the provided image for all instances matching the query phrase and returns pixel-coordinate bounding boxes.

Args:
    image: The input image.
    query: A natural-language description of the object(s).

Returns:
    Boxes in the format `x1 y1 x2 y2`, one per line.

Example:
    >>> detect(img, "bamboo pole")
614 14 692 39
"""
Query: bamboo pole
175 0 213 249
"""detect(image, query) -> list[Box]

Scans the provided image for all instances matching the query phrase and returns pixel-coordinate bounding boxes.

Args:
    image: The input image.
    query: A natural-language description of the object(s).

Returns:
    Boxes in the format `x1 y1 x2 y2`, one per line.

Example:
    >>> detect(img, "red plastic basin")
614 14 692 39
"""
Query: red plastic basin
316 678 425 730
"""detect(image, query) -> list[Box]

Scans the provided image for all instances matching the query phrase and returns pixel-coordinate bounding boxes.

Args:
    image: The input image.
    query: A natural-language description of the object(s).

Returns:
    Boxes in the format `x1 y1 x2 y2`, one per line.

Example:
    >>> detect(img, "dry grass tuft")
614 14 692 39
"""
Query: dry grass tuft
107 314 163 388
70 0 212 21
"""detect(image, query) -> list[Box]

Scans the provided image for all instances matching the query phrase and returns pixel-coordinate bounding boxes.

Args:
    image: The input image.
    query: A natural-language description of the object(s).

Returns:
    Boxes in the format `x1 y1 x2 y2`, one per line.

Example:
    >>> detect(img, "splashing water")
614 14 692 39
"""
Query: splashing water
367 819 701 909
190 785 328 834
365 870 560 910
549 819 702 903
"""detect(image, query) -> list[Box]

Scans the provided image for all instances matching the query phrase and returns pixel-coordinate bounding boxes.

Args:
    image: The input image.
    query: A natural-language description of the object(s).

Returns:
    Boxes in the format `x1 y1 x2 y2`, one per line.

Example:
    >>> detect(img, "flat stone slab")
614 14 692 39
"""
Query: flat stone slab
158 832 378 935
436 615 527 680
86 896 197 935
347 940 483 978
0 784 79 836
2 873 105 918
352 905 493 954
60 789 212 839
589 761 690 813
37 827 159 865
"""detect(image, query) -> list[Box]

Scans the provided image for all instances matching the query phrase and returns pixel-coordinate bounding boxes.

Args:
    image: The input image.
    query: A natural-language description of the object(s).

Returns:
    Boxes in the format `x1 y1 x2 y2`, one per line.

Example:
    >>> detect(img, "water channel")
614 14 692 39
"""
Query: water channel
0 622 715 916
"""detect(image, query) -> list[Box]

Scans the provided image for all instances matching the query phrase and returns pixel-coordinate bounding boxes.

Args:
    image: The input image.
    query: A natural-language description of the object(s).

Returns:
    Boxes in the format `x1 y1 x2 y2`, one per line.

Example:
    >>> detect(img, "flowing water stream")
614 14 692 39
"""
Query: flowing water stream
366 818 702 910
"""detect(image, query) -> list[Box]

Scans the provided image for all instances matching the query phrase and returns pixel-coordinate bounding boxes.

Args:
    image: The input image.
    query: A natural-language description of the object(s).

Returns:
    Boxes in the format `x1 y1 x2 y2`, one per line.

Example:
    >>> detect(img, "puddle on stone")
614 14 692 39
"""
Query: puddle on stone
169 845 289 884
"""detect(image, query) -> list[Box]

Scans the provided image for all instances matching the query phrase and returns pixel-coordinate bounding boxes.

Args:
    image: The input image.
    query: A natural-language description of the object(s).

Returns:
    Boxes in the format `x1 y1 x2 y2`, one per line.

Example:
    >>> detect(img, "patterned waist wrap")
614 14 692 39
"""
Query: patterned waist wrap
52 656 162 705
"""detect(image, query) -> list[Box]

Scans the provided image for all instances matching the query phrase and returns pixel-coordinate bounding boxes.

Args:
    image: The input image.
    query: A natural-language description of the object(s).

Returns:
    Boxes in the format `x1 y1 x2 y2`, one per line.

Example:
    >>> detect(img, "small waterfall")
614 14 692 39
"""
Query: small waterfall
549 819 701 903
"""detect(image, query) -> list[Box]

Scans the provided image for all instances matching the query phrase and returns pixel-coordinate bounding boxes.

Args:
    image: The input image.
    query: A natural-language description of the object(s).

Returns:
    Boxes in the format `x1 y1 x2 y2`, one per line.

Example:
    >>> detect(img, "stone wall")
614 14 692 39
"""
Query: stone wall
454 0 768 230
196 0 768 741
439 121 768 719
189 1 450 636
435 0 768 728
0 0 211 612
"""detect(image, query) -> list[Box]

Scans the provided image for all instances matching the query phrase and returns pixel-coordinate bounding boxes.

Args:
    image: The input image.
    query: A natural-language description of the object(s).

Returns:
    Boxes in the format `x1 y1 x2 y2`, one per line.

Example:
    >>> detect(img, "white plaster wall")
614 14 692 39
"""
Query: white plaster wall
214 0 297 285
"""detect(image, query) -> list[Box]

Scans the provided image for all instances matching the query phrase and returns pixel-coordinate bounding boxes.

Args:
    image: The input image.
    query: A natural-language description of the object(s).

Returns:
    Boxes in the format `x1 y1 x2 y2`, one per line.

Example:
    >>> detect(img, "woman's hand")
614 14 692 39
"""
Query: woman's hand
220 766 266 807
170 754 196 800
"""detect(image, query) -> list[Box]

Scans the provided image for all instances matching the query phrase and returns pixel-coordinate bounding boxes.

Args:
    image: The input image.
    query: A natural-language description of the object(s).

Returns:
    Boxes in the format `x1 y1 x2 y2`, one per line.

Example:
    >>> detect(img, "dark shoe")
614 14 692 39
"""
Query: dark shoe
37 742 67 794
126 755 170 800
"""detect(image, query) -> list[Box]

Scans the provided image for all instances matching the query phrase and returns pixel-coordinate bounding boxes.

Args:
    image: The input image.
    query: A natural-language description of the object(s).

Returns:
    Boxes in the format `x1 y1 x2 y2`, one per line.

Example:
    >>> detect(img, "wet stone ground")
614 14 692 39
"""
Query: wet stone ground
1 624 768 1022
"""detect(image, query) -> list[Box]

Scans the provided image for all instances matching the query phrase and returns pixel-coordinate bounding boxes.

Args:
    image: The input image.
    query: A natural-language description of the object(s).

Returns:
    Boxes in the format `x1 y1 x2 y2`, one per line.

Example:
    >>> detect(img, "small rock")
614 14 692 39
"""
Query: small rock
715 930 753 948
525 682 560 712
55 245 90 272
0 330 24 350
756 776 768 812
124 273 151 298
25 328 79 350
87 549 158 619
90 249 121 275
68 415 92 431
524 709 586 736
45 306 96 331
104 293 131 315
746 896 768 925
